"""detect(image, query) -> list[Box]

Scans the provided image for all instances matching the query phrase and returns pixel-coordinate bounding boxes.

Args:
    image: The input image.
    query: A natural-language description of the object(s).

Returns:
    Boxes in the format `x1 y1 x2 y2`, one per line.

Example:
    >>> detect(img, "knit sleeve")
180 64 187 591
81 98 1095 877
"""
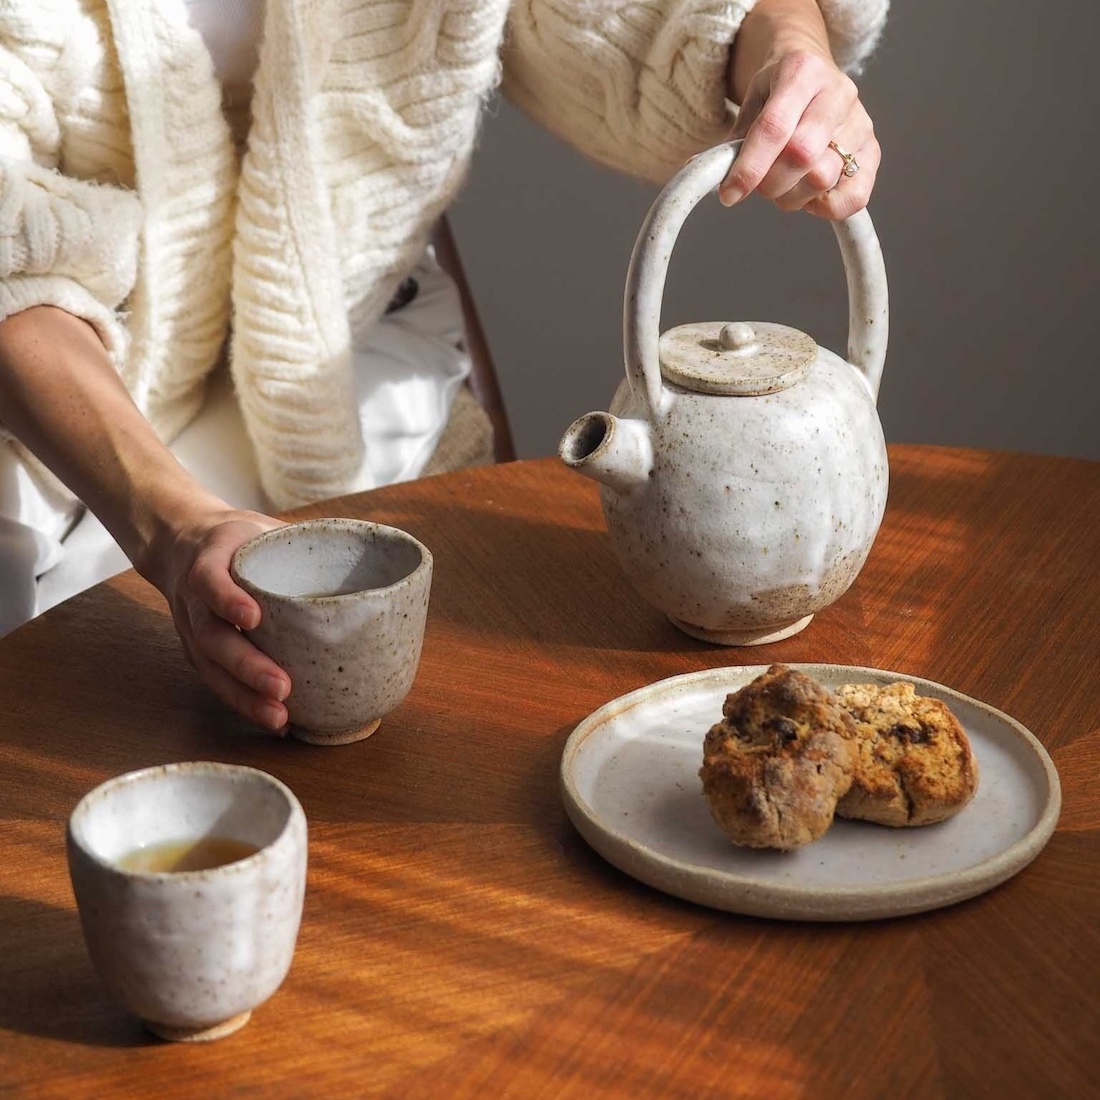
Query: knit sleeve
0 49 141 366
817 0 890 75
502 0 889 185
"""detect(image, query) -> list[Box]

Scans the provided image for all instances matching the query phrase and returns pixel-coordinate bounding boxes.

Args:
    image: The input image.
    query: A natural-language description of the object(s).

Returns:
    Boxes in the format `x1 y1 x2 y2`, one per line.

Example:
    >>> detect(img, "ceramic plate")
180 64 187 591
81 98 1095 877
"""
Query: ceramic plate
560 665 1061 921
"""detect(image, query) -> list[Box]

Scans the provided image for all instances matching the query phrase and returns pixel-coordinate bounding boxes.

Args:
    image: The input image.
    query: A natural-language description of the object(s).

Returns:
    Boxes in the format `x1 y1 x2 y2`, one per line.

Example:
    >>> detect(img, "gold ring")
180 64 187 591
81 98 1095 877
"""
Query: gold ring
829 140 860 178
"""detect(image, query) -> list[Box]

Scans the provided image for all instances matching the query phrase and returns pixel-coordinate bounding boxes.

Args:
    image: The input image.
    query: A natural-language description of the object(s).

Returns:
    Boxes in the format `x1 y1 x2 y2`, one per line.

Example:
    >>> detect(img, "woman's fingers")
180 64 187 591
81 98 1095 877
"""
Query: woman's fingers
772 114 877 212
195 647 289 732
726 64 853 202
189 599 290 700
803 135 881 219
717 48 877 220
720 87 804 205
186 520 269 630
722 51 847 202
181 599 290 731
160 510 292 731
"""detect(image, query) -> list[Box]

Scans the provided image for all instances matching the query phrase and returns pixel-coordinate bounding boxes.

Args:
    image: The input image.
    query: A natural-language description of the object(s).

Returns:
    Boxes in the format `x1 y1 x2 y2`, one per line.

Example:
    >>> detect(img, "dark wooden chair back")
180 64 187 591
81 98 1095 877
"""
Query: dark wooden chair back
431 216 516 463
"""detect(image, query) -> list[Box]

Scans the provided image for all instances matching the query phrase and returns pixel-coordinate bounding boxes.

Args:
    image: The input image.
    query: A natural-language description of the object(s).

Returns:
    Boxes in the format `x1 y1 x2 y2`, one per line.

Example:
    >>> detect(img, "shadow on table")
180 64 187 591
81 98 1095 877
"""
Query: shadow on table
328 496 711 655
0 584 298 820
358 456 999 668
0 894 145 1048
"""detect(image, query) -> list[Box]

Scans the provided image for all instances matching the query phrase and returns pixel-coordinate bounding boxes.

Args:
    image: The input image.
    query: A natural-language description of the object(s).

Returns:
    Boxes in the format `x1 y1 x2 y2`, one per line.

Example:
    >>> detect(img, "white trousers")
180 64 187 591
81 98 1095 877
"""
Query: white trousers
0 253 468 636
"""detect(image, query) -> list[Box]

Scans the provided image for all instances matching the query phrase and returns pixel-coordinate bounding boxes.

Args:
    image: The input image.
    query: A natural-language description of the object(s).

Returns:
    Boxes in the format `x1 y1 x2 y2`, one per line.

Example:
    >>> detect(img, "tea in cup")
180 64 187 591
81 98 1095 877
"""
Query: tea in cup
66 762 307 1042
231 518 433 745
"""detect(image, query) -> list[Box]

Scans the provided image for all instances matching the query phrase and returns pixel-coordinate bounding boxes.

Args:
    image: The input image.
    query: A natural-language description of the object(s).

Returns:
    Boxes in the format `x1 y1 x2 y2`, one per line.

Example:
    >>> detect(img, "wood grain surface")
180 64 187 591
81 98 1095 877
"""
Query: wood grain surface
0 446 1097 1098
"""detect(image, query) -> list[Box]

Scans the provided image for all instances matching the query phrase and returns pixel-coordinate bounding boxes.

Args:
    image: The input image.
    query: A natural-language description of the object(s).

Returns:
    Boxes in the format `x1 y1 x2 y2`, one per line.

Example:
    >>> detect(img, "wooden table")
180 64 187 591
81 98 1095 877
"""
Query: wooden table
1 446 1097 1098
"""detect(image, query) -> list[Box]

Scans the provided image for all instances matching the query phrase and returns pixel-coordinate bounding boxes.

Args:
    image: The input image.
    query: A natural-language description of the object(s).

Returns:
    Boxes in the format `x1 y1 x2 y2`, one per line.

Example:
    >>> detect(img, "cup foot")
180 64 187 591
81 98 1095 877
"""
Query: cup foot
290 718 382 746
145 1011 252 1043
669 613 814 647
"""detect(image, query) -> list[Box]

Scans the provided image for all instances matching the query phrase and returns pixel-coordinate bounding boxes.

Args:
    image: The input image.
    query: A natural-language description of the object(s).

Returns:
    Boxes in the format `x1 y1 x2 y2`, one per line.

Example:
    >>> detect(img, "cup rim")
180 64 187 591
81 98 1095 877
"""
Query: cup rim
67 761 306 880
229 518 433 604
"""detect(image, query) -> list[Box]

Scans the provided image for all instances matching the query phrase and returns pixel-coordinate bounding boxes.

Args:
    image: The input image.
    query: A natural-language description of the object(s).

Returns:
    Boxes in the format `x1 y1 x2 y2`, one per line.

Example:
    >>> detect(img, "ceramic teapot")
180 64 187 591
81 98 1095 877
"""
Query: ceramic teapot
559 141 889 646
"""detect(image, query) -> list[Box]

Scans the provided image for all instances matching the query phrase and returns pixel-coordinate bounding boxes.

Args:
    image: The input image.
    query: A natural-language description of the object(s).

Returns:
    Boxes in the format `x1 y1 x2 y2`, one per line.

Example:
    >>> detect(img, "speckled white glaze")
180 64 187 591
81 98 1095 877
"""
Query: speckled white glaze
66 762 308 1040
560 666 1062 921
560 141 890 645
231 519 433 744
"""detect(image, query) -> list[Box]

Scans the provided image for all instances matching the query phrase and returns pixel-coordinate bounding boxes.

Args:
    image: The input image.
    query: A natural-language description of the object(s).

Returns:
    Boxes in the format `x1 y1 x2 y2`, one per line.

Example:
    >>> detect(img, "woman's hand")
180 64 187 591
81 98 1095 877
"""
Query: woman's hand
0 305 293 732
142 508 293 733
719 0 879 219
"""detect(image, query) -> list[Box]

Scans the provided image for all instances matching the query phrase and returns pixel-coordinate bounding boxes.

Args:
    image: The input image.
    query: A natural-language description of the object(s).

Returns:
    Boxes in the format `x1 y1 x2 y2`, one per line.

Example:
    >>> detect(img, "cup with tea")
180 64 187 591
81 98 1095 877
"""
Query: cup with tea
231 518 433 745
66 761 308 1042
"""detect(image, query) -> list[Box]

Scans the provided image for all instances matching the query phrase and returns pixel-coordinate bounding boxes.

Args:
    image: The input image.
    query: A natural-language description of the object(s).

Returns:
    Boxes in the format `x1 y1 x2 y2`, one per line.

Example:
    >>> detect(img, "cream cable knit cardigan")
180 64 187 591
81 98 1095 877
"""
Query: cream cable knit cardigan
0 0 888 509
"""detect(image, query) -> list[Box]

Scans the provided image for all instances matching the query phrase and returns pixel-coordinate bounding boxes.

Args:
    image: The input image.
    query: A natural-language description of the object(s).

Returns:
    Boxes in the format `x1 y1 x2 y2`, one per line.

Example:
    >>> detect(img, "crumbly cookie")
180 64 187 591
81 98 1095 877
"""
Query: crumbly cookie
699 665 856 850
834 681 978 827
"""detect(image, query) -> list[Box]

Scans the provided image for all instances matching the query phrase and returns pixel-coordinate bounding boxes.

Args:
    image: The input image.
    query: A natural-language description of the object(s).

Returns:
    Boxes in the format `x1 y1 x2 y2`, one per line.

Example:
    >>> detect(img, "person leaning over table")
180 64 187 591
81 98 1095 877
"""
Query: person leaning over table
0 0 888 729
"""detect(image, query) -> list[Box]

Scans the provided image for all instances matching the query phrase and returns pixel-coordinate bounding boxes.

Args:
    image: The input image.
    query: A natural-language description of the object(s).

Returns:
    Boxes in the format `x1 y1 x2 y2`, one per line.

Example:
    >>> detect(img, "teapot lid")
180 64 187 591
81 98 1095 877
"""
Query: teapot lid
658 321 816 395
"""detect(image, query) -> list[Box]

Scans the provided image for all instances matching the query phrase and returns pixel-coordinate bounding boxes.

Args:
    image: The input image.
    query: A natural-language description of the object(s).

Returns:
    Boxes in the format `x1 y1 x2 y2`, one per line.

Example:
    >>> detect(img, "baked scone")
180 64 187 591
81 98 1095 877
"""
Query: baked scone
834 681 978 827
699 665 856 850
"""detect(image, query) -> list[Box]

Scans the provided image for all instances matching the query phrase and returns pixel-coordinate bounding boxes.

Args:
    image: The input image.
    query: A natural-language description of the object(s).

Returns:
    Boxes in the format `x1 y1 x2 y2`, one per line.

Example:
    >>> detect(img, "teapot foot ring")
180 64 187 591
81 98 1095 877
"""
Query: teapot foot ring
669 614 814 647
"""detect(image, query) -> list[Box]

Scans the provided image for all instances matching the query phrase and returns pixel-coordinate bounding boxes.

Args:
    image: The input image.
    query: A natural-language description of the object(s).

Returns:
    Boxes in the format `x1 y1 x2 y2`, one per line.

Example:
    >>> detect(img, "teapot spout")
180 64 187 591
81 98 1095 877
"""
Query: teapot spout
559 412 653 494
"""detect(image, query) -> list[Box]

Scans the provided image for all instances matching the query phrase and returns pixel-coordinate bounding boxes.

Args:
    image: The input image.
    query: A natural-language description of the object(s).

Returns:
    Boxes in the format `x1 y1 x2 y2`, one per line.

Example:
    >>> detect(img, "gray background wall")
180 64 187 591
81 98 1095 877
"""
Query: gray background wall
451 0 1099 462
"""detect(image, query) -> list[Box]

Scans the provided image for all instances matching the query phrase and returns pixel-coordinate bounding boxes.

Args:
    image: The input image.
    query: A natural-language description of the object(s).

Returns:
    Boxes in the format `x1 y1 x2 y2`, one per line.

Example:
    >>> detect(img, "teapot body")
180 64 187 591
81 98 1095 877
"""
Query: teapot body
600 351 887 644
559 140 891 645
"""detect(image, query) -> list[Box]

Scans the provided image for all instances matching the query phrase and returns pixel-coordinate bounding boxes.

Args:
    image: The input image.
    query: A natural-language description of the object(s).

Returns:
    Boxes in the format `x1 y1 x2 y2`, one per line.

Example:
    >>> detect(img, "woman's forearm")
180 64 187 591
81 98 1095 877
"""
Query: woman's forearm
728 0 833 102
0 305 226 578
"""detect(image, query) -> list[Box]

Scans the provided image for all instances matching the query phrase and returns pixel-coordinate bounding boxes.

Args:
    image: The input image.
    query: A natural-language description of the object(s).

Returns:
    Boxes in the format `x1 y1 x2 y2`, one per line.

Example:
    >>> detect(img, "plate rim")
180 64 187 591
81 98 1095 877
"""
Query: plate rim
560 663 1063 921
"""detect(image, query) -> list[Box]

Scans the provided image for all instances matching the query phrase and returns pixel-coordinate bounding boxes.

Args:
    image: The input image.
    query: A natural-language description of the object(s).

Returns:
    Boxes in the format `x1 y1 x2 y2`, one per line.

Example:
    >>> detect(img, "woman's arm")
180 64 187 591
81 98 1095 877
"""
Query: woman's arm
0 305 291 731
502 0 887 197
721 0 880 218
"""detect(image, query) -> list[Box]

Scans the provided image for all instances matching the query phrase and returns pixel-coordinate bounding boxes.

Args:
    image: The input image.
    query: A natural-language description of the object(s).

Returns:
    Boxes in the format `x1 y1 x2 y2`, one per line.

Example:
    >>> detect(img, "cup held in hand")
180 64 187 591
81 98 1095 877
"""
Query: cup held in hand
230 519 433 745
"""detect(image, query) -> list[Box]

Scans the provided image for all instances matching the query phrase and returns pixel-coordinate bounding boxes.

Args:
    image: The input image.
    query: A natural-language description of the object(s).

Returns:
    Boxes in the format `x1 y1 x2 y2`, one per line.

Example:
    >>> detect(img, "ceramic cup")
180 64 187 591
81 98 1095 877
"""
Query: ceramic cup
230 518 433 745
66 761 308 1042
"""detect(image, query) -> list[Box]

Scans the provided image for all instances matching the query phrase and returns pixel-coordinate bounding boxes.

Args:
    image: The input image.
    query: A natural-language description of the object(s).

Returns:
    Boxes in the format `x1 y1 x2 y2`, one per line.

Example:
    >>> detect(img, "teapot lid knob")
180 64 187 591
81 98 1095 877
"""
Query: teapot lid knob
659 321 816 396
719 322 757 351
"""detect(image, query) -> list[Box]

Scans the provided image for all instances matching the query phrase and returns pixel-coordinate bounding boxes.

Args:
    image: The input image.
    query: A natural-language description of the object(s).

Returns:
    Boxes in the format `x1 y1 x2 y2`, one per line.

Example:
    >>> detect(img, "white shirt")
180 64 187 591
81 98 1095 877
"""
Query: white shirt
184 0 265 151
179 0 469 490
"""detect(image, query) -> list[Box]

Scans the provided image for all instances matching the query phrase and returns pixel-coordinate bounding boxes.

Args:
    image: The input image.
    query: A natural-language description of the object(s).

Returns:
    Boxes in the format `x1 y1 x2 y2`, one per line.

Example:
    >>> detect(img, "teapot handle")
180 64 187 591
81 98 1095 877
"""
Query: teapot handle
624 140 889 414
